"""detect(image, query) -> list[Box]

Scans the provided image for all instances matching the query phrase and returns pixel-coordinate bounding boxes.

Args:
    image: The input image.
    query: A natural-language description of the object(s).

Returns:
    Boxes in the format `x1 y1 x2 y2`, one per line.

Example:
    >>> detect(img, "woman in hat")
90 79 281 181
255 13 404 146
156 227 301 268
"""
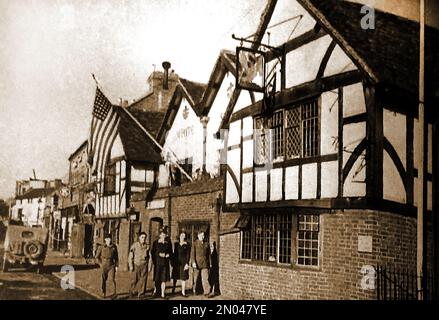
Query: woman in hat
151 226 173 299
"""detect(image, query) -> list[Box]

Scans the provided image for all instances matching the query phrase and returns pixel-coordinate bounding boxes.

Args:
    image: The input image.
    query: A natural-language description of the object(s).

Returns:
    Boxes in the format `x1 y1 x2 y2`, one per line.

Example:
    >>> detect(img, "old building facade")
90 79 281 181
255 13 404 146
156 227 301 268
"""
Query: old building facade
219 0 439 299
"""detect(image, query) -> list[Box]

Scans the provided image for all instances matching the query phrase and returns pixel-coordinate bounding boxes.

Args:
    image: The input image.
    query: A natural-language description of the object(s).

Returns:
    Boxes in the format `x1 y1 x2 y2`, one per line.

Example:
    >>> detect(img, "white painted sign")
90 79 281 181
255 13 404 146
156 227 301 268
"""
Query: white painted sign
147 199 165 209
358 235 373 253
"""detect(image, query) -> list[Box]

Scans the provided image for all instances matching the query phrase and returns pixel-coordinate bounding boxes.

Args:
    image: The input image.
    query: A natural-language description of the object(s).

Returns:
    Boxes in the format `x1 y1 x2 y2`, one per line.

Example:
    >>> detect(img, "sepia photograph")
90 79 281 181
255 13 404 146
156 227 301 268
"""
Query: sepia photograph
0 0 438 307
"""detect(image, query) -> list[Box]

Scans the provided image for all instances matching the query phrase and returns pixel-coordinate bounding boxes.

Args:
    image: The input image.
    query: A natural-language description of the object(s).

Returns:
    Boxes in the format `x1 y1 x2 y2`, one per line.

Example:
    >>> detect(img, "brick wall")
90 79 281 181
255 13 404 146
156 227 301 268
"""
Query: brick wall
219 210 418 300
170 191 221 243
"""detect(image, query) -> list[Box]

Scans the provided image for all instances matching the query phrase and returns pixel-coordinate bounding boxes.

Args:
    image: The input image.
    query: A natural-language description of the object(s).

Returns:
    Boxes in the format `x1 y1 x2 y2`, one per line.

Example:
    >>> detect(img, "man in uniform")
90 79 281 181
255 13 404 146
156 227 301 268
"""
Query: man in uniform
95 233 119 298
128 232 150 299
190 231 214 298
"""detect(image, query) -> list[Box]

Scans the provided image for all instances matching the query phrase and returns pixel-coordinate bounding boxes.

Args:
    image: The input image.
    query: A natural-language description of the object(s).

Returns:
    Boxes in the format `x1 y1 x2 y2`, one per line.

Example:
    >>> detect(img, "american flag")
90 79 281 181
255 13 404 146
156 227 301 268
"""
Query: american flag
87 86 120 176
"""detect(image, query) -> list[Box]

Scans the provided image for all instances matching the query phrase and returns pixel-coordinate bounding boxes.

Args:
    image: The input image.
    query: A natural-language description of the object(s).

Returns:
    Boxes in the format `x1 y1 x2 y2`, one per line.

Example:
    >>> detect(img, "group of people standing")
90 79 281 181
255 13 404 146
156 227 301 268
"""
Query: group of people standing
95 226 219 299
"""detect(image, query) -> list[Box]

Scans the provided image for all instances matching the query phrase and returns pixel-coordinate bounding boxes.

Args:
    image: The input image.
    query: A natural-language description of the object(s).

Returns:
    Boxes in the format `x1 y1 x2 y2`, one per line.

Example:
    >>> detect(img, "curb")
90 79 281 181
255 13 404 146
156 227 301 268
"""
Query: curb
51 272 103 300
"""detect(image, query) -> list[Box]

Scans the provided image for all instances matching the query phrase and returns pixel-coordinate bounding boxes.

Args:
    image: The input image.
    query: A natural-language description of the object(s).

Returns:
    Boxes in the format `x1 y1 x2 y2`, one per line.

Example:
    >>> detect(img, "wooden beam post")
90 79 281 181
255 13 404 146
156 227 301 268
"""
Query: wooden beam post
417 0 425 300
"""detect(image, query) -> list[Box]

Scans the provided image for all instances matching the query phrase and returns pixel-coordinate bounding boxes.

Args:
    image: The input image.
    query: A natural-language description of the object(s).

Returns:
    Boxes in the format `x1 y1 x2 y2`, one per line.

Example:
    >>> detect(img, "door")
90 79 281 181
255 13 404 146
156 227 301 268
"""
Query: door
84 224 94 258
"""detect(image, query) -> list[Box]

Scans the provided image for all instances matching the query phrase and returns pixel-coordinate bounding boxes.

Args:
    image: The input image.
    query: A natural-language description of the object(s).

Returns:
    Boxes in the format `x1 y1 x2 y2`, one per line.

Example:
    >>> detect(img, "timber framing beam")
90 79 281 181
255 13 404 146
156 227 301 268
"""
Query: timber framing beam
230 70 362 123
266 26 327 62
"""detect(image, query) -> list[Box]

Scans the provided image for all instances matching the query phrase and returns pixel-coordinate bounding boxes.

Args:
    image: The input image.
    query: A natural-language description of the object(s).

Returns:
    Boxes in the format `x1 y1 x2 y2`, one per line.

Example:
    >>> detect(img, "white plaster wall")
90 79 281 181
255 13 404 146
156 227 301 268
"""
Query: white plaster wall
110 134 125 159
270 168 283 201
285 35 333 89
321 161 338 198
324 44 357 77
226 172 240 204
384 109 407 168
285 166 299 200
343 122 366 167
206 72 235 176
163 98 204 175
343 155 366 197
242 173 253 203
383 151 406 203
255 170 268 202
321 91 339 156
343 83 366 118
302 163 317 199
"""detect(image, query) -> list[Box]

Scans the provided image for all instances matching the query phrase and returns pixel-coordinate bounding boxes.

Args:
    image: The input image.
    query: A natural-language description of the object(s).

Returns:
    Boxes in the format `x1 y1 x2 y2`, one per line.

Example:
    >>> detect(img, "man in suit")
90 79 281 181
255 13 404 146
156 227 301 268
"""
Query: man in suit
190 231 214 298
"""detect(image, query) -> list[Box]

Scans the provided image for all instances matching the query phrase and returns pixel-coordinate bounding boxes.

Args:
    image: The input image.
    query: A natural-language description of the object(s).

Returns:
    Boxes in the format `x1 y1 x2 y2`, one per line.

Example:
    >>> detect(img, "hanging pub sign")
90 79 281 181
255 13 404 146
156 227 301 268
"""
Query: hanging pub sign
236 47 266 93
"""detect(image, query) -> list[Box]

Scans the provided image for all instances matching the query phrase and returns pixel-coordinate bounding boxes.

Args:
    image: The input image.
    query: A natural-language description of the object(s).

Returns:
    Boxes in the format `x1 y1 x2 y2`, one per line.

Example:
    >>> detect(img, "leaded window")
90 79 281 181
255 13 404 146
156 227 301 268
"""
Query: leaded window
297 214 320 266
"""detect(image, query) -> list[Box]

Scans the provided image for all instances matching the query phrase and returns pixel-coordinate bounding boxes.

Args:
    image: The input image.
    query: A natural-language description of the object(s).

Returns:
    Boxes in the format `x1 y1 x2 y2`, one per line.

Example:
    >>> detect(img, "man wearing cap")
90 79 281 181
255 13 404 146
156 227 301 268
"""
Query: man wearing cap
128 232 150 299
95 233 119 298
190 231 214 298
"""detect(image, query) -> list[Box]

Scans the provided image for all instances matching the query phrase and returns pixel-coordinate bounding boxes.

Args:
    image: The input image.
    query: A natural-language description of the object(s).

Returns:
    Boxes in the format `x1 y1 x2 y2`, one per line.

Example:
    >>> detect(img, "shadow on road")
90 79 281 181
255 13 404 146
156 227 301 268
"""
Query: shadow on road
42 264 99 274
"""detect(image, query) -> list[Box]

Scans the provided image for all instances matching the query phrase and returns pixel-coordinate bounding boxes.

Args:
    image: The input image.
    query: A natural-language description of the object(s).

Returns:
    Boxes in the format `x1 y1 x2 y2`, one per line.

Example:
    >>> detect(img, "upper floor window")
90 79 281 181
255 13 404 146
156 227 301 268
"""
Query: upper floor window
104 163 116 195
254 98 320 164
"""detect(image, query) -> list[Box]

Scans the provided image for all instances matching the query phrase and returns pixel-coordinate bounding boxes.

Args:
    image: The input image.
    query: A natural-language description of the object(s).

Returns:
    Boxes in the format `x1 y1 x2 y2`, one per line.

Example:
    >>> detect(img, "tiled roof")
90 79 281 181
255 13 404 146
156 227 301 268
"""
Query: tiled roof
199 50 236 117
116 106 164 164
178 78 207 116
299 0 439 97
16 188 55 200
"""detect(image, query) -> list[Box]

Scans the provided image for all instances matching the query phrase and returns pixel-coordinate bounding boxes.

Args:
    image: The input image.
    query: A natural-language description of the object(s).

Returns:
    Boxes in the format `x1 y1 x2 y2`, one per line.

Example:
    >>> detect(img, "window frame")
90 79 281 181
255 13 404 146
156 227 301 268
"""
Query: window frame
239 212 321 269
103 162 117 196
253 96 321 165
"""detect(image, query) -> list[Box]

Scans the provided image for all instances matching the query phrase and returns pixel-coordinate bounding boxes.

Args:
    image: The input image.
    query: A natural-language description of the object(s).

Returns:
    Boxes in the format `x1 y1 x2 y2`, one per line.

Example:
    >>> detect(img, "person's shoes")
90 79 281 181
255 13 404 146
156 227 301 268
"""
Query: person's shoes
204 294 210 298
161 295 168 300
182 293 188 297
208 293 216 298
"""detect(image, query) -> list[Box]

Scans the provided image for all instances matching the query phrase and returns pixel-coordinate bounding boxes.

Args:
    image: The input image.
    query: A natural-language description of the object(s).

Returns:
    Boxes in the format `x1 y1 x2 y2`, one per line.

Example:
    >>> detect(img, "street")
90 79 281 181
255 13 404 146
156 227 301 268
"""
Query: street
0 248 95 300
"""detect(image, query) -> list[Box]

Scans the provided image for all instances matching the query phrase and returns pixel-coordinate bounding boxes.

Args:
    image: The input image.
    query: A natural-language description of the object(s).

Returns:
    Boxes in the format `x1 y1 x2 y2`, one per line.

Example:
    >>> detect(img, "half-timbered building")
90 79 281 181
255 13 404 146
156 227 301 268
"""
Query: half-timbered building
219 0 439 299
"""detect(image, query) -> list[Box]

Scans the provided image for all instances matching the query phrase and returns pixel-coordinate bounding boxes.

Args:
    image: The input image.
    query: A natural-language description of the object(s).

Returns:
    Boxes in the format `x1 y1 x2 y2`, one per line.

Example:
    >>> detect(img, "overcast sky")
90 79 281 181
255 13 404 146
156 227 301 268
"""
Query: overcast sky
0 0 437 199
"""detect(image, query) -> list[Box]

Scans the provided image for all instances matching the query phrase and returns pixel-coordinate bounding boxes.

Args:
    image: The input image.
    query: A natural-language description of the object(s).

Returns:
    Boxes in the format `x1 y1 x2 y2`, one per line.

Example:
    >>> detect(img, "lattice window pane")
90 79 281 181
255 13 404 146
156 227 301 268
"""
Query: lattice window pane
264 214 277 262
253 215 264 261
254 117 267 165
241 228 252 259
297 214 319 267
285 107 301 159
270 111 284 159
278 214 292 264
302 101 319 158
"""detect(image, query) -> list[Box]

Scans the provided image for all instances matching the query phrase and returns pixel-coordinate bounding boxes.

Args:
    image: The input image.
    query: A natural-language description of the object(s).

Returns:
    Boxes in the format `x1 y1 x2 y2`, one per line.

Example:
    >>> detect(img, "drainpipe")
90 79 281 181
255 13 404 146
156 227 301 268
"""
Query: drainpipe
416 0 425 300
201 116 209 174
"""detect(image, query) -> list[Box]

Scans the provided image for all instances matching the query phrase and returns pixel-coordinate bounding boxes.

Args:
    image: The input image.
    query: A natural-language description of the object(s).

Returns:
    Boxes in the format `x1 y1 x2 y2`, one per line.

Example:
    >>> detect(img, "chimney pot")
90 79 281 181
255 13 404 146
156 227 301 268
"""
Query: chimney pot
162 61 171 90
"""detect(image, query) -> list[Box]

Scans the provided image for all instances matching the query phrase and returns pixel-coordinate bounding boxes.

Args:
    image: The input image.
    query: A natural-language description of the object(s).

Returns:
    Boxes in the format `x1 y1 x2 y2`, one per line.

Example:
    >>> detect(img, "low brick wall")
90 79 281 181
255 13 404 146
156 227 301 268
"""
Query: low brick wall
219 210 417 300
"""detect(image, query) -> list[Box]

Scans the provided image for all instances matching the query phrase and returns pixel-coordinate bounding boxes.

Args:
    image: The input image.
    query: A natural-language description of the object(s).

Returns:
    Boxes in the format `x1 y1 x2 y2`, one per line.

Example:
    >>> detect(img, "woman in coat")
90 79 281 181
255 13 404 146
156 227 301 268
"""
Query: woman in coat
150 227 173 299
171 232 191 297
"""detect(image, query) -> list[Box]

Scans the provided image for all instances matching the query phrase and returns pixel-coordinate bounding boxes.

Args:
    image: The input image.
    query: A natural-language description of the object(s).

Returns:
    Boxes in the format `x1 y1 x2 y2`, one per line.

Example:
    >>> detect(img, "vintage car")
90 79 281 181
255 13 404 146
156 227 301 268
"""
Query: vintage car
2 223 49 273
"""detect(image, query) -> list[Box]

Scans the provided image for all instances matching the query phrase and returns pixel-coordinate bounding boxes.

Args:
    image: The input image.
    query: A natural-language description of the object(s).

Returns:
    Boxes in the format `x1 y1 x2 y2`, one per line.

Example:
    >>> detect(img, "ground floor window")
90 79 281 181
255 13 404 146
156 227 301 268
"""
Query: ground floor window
178 220 210 244
240 212 320 267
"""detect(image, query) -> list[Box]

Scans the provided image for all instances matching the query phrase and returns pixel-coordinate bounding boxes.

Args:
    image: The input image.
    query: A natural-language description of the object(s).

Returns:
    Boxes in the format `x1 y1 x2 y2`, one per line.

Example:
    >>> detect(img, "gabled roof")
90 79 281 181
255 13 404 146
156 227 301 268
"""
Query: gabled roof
68 140 88 161
178 78 207 116
115 106 164 164
199 50 237 117
298 0 439 98
16 188 55 200
156 78 207 144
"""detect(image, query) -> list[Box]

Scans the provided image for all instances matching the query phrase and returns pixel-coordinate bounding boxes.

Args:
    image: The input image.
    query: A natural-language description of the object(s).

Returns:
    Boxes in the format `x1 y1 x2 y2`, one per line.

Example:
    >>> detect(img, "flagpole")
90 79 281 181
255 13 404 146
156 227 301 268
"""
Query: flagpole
90 74 192 182
416 0 425 300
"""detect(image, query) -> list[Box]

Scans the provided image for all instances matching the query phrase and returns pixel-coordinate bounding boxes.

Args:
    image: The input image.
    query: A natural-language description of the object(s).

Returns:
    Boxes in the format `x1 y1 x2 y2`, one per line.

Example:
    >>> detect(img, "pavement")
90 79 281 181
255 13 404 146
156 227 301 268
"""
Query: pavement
0 248 95 300
45 250 224 300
